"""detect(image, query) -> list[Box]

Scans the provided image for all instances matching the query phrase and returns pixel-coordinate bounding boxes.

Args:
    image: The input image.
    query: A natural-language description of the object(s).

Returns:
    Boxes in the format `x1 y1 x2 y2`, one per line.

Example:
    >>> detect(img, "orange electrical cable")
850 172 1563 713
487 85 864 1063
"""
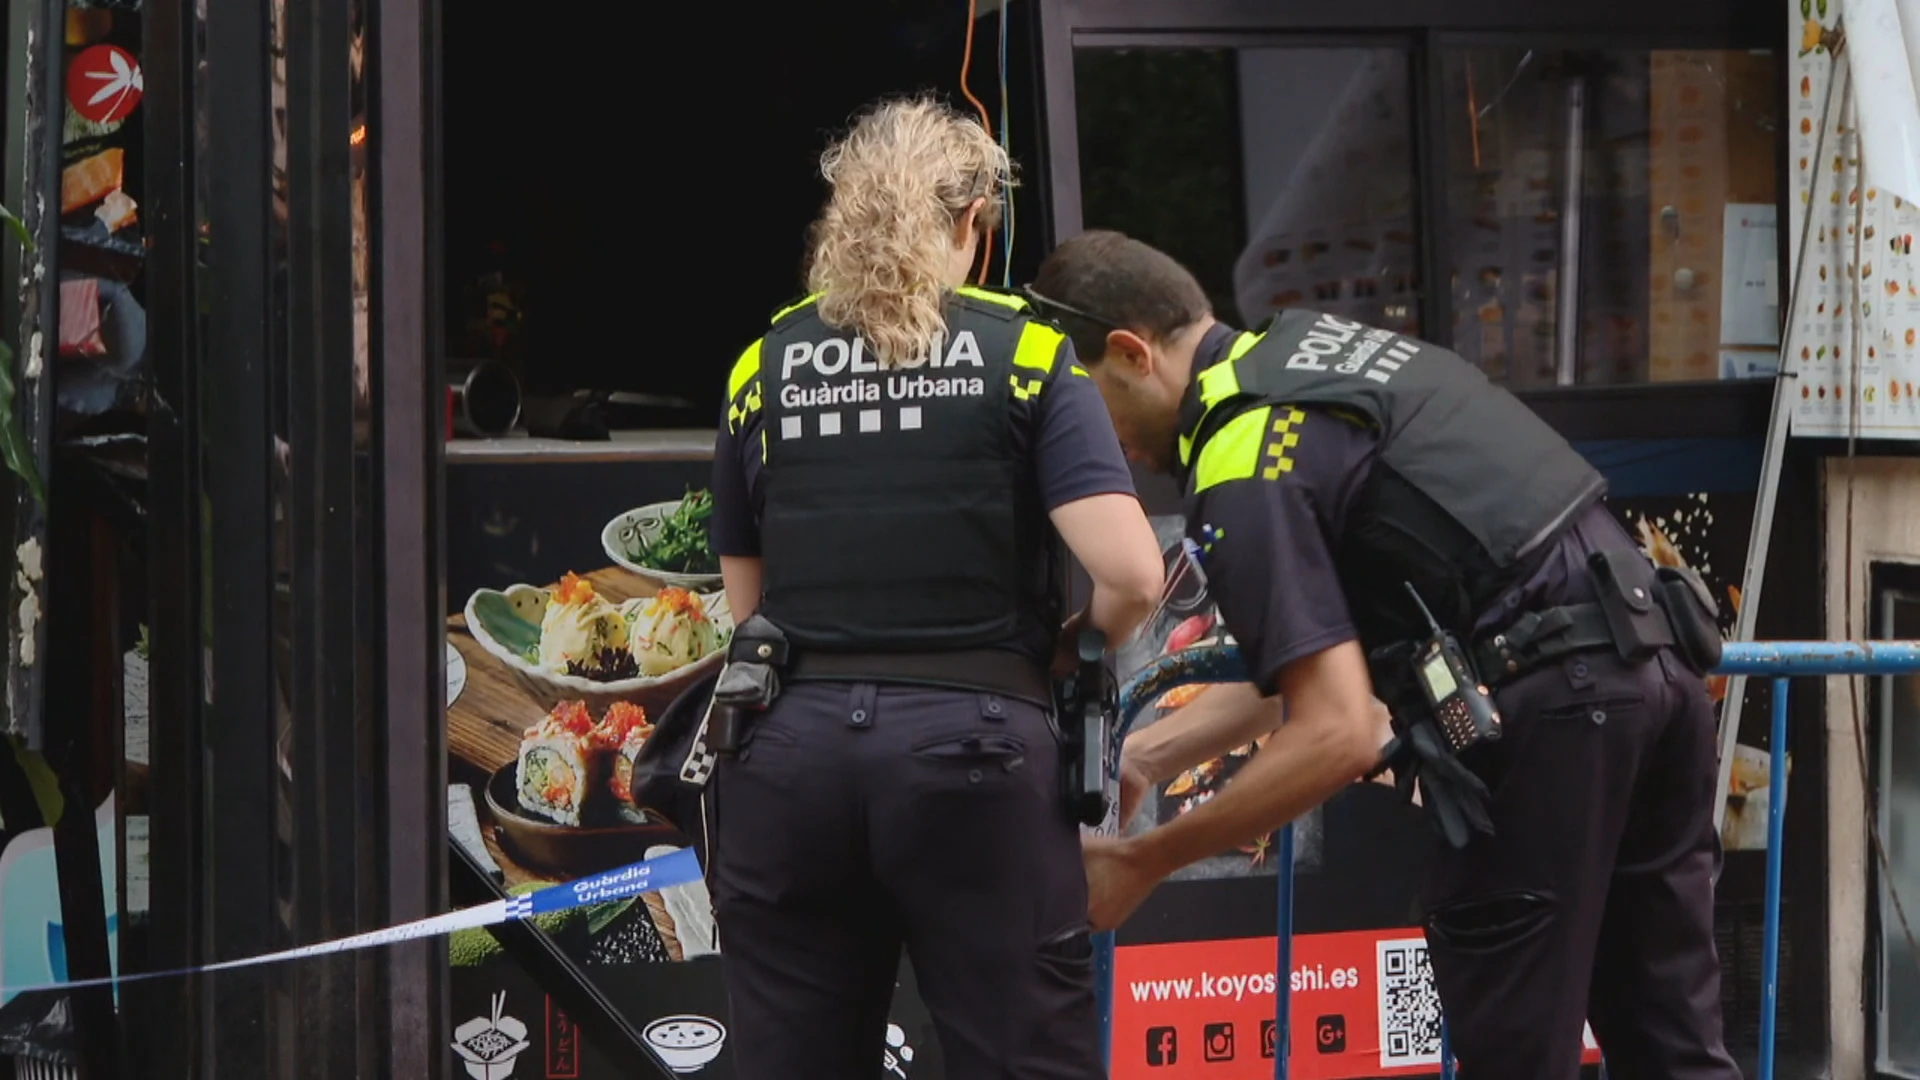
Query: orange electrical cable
960 0 995 284
1467 61 1482 171
959 0 993 138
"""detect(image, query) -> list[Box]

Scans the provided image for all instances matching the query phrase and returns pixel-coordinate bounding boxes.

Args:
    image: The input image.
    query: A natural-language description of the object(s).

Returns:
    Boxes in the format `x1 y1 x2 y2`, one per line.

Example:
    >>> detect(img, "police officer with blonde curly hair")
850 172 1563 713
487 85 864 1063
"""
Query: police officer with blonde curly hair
705 98 1166 1079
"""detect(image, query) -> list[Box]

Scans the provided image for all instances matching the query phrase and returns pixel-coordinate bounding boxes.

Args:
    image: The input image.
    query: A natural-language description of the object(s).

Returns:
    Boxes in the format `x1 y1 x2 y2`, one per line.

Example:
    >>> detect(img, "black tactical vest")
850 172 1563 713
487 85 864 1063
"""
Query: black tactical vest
1179 309 1606 651
755 289 1063 657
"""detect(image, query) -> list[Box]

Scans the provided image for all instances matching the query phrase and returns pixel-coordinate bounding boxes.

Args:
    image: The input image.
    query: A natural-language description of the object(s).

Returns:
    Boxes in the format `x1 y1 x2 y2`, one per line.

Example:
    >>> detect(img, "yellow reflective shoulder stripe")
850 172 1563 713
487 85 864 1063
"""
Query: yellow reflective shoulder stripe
1198 330 1265 407
956 285 1029 311
727 339 763 402
1180 332 1266 466
770 293 821 324
1192 406 1273 493
1069 364 1090 377
1013 320 1066 374
726 340 766 435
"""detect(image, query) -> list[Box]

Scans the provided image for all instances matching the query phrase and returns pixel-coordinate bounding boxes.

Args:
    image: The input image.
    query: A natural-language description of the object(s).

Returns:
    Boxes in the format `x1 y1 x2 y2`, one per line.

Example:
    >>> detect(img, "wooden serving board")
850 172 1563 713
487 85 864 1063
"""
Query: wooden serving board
447 564 665 775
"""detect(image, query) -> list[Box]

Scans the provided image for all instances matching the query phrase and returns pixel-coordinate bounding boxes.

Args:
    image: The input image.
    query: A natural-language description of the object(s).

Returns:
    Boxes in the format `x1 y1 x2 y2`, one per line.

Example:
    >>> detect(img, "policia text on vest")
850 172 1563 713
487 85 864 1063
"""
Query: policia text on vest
738 287 1076 658
774 330 990 415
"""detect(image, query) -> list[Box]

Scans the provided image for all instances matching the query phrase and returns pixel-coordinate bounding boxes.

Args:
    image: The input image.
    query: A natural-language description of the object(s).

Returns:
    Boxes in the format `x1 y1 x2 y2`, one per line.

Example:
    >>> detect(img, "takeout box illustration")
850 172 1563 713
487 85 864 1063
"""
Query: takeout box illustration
451 992 531 1080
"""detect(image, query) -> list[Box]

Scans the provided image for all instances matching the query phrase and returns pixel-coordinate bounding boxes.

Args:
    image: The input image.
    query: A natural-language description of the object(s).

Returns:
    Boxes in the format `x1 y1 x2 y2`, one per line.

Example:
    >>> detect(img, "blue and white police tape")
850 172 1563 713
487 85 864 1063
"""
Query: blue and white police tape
0 846 704 997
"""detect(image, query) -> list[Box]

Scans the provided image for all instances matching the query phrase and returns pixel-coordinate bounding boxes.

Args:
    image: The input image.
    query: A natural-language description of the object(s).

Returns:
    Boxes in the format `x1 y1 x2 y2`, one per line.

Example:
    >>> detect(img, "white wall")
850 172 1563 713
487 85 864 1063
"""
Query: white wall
1822 455 1920 1079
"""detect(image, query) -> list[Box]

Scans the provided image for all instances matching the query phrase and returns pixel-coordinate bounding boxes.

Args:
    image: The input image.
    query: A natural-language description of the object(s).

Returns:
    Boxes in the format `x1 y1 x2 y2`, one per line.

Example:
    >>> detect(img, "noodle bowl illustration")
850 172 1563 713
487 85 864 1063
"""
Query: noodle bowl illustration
644 1015 728 1072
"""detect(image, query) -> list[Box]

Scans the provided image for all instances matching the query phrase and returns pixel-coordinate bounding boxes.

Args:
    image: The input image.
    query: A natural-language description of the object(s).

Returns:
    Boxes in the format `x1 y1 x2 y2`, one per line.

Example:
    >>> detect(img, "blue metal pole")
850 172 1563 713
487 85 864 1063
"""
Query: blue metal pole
1717 639 1920 675
1094 927 1114 1072
1440 1019 1456 1080
1275 823 1295 1080
1758 677 1791 1080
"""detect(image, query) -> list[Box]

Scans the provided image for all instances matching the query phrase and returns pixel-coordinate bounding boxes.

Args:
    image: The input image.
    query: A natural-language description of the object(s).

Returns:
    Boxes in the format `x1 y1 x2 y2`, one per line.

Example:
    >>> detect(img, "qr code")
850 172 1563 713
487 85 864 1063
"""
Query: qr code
1376 937 1443 1068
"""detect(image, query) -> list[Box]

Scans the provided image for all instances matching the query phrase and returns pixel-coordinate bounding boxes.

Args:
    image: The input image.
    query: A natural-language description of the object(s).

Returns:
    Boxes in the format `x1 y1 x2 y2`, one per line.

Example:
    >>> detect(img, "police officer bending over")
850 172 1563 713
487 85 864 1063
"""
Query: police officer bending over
706 102 1165 1079
1028 230 1742 1080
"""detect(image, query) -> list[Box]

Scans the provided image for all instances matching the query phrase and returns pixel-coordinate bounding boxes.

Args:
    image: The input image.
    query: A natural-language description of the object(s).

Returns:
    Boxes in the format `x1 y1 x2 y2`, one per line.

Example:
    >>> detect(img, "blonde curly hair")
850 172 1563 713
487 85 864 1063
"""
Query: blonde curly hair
806 96 1012 368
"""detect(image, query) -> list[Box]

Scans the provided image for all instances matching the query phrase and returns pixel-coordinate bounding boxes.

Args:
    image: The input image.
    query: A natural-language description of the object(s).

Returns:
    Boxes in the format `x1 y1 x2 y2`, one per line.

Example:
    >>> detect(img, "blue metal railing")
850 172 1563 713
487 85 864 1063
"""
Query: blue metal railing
1097 639 1920 1080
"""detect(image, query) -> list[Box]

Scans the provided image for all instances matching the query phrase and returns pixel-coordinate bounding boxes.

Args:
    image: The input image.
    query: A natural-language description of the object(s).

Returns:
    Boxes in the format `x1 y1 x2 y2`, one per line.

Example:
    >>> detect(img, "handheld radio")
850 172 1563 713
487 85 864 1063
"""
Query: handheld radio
1402 582 1503 753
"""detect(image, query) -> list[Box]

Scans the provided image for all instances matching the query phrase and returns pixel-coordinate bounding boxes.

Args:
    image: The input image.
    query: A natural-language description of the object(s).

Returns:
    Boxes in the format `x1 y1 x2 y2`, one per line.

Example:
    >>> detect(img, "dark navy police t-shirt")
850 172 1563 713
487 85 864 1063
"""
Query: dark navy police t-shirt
709 325 1138 558
1181 324 1629 695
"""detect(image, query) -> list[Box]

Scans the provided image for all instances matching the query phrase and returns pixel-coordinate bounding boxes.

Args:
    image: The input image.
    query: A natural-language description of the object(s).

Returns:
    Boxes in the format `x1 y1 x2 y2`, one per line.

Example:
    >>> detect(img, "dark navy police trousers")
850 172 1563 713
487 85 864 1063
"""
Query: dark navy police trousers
1423 648 1744 1080
710 681 1103 1080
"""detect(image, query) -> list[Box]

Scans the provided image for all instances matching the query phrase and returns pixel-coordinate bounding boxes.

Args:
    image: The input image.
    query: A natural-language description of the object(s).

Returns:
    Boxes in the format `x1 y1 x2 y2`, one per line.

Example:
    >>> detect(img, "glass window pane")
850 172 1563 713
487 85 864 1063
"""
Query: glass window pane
1074 45 1424 338
1881 595 1920 1076
1439 47 1782 388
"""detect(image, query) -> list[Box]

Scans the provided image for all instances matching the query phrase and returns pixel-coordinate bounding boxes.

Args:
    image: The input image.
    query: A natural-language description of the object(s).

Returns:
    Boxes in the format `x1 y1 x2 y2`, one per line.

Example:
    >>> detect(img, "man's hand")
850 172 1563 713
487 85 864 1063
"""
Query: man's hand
1117 751 1153 826
1083 834 1163 932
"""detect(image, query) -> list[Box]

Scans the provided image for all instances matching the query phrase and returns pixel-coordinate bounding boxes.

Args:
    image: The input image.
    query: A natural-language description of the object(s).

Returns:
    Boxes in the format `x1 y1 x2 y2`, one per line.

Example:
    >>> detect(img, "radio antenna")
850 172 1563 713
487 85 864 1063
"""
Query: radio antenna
1403 581 1443 636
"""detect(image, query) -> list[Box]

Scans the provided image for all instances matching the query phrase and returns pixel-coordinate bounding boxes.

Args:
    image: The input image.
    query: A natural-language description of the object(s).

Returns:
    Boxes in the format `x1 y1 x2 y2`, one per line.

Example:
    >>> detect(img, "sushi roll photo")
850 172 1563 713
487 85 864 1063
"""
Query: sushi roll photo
601 701 656 815
515 700 615 826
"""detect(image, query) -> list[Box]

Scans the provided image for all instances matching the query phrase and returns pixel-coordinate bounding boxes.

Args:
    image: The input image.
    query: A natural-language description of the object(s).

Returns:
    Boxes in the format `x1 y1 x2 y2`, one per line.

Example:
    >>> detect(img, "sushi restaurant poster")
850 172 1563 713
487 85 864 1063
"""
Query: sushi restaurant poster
441 457 944 1077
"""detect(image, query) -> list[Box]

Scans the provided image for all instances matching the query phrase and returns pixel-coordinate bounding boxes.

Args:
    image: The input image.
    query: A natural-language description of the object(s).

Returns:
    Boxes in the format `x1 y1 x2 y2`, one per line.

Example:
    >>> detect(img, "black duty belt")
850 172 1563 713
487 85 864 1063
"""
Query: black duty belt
787 648 1054 707
1472 601 1674 687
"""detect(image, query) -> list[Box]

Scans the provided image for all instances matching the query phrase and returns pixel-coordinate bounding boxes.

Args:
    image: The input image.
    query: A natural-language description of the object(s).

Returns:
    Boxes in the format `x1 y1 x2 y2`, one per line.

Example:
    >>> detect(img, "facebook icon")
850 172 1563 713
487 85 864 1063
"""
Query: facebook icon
1146 1026 1178 1066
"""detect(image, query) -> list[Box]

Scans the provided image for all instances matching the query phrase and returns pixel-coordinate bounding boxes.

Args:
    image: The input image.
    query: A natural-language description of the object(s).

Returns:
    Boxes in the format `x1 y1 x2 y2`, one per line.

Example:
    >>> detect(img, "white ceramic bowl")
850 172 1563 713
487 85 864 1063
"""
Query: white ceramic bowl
643 1014 727 1072
602 500 725 590
461 583 732 714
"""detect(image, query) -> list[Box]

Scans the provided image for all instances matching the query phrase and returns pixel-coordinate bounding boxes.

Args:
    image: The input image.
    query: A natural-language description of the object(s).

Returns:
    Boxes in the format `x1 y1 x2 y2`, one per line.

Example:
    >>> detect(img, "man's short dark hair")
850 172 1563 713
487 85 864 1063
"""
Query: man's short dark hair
1029 230 1213 364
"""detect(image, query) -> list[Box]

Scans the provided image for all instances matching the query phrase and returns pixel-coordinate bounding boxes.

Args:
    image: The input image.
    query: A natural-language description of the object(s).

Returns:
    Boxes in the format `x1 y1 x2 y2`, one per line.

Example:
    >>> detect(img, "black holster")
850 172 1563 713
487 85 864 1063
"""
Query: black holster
1654 563 1724 675
708 615 790 756
1055 629 1114 828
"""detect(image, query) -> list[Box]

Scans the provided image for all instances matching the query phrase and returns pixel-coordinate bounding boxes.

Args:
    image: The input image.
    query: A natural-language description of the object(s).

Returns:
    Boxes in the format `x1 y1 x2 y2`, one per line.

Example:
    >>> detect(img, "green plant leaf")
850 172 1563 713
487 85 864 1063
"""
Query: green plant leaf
0 201 46 509
586 897 636 937
0 341 45 509
1818 0 1828 17
1802 0 1812 18
10 736 63 826
0 202 31 254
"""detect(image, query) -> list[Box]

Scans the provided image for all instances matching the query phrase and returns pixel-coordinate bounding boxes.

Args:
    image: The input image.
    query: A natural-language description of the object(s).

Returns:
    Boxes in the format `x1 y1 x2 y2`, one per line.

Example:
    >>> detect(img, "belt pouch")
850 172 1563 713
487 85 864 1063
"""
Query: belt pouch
1587 548 1669 662
1656 565 1724 674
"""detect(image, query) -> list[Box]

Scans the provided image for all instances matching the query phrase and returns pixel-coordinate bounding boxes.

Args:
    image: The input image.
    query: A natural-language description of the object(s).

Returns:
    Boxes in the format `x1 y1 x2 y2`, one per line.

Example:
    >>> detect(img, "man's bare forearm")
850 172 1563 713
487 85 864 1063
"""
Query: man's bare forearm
1129 705 1378 879
1127 683 1281 784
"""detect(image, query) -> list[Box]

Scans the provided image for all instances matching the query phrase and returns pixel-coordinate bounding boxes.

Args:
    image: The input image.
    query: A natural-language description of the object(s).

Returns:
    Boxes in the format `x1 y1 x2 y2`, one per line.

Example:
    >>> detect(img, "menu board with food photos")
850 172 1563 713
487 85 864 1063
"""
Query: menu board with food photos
57 0 150 417
1788 0 1920 438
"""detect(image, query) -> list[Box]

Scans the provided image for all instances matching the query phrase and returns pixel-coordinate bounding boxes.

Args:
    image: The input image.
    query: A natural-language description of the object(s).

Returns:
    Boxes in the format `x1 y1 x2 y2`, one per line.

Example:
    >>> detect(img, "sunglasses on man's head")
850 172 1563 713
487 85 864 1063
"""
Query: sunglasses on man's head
1020 285 1122 330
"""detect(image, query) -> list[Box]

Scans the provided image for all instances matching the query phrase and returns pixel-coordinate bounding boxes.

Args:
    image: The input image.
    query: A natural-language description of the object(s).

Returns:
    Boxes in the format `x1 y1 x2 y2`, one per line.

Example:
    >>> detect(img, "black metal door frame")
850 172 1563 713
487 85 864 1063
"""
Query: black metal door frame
131 0 449 1072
